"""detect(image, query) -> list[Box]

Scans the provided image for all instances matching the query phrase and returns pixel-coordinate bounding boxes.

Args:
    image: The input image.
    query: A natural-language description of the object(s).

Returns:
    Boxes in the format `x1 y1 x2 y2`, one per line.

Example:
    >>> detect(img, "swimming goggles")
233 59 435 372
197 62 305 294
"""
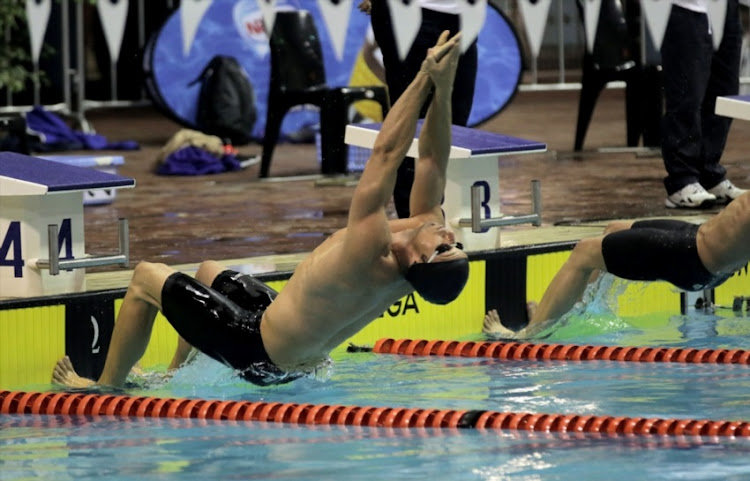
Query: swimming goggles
427 242 463 264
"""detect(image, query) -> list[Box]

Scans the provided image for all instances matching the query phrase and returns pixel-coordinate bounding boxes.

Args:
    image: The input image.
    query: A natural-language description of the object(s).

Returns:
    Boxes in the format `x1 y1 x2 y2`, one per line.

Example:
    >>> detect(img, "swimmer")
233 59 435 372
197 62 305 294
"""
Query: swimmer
53 31 469 389
484 192 750 339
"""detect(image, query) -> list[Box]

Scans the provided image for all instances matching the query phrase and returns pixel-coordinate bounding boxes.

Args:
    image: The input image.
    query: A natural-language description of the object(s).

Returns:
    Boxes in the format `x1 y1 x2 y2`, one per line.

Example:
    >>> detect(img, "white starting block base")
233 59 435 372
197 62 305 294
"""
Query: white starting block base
0 152 135 298
345 123 547 251
40 155 125 206
0 194 87 297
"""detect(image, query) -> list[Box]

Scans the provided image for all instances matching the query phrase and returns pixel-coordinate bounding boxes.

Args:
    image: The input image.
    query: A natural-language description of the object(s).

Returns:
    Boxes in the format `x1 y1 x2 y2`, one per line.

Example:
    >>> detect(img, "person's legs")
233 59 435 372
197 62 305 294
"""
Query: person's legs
699 0 741 191
696 191 750 273
483 220 634 338
52 262 176 388
164 261 227 370
530 236 609 326
660 6 713 196
97 262 175 386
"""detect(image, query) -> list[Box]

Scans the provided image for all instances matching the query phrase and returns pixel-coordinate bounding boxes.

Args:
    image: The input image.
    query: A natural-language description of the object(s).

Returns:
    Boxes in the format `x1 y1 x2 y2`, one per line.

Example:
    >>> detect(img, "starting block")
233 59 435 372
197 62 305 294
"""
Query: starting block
0 152 135 298
39 154 125 205
715 94 750 121
345 122 547 250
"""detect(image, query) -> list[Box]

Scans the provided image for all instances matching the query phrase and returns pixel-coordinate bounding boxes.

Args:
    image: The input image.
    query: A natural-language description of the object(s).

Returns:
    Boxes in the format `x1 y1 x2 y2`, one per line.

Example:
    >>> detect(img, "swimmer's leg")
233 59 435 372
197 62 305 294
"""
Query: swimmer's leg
484 222 630 339
167 335 195 371
161 261 237 370
161 262 226 370
55 262 174 389
584 221 635 284
522 235 608 337
196 260 277 309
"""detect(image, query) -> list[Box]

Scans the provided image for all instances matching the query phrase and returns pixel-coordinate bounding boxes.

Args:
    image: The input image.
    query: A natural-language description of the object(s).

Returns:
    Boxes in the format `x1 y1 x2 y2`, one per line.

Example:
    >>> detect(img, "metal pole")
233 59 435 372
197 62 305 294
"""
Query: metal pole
47 225 60 276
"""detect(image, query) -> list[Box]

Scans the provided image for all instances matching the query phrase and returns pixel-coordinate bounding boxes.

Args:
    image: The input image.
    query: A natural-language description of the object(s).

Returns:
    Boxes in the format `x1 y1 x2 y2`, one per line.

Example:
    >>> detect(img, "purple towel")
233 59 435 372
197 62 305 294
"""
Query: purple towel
25 106 139 151
157 146 241 175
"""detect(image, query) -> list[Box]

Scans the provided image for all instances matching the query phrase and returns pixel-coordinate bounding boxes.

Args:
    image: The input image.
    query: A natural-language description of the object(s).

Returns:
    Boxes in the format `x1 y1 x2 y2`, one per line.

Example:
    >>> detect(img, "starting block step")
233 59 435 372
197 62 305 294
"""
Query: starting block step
345 123 547 251
1 152 135 298
715 95 750 122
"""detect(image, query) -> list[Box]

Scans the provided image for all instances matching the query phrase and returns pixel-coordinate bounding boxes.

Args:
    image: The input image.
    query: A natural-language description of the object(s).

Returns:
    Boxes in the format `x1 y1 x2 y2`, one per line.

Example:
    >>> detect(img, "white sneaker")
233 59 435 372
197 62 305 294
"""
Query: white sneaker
707 180 747 204
665 183 717 209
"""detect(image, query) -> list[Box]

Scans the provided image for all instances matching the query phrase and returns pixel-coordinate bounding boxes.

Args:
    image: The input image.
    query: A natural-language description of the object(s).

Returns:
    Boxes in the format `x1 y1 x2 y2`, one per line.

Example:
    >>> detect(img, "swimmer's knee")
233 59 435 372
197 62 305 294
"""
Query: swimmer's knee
133 261 171 278
130 262 174 299
603 221 633 235
195 260 225 284
570 237 604 269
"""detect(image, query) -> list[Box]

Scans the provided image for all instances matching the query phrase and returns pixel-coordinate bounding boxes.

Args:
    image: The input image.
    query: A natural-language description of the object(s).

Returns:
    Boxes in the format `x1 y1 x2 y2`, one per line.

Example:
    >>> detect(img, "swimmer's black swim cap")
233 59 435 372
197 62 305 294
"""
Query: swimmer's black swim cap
405 258 470 305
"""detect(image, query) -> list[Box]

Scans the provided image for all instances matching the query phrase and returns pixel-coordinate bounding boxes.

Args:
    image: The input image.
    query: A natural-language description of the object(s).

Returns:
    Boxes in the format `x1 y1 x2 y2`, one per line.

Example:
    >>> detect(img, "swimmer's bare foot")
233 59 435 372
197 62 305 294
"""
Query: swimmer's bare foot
482 309 518 339
52 356 96 389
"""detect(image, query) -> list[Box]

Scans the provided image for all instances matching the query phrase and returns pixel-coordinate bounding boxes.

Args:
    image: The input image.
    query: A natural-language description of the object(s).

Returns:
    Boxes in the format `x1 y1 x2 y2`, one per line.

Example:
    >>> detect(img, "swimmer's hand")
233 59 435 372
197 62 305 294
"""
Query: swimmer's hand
420 31 461 89
482 309 521 339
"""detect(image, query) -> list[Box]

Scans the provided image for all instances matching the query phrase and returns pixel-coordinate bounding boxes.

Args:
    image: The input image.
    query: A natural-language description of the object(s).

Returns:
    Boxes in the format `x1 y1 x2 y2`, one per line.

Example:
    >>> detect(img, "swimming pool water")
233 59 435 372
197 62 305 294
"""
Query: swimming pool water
3 411 750 481
4 276 750 480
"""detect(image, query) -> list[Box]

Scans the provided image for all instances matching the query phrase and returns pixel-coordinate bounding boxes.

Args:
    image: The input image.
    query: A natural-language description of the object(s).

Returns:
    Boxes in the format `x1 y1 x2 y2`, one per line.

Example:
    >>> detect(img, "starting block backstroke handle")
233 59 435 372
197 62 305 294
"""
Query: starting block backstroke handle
35 218 130 275
457 180 542 232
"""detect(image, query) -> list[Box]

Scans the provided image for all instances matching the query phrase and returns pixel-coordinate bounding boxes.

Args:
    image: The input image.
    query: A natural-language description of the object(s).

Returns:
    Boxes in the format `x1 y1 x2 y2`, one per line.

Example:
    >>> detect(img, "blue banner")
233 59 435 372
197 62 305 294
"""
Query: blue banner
145 0 522 140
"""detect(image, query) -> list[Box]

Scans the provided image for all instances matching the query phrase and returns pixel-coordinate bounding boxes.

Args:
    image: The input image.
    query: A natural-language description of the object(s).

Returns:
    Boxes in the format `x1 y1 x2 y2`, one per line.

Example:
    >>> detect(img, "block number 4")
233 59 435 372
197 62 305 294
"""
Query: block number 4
0 219 74 277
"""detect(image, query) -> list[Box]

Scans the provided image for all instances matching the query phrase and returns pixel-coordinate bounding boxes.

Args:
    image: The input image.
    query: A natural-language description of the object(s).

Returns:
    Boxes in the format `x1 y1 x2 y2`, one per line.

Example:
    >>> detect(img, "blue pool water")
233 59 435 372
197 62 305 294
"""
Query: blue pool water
4 275 750 480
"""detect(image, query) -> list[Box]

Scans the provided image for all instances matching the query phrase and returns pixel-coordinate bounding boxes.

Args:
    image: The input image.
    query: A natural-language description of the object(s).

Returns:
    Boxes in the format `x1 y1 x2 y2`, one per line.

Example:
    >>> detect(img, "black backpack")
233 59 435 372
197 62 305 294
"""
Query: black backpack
195 55 257 145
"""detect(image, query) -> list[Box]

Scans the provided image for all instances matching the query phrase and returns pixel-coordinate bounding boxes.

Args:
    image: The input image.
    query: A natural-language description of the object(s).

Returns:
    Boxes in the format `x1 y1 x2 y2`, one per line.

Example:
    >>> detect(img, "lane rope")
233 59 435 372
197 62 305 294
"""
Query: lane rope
2 390 749 437
372 338 750 365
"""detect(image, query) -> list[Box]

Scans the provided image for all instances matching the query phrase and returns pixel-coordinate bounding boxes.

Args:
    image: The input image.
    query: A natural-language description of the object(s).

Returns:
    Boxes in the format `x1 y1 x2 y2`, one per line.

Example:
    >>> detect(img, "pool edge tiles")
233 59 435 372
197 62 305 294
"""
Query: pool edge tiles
2 242 750 390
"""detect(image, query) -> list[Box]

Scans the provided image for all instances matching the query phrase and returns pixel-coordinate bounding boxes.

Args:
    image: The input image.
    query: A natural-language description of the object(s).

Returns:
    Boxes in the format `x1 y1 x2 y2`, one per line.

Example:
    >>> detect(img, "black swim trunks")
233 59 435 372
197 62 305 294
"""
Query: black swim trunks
601 219 732 291
160 270 303 386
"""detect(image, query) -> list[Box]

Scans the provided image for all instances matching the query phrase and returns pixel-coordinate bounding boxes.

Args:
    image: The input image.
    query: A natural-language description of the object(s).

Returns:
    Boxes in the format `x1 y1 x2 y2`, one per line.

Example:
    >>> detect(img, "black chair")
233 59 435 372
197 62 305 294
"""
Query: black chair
574 0 662 151
260 10 390 177
0 115 30 154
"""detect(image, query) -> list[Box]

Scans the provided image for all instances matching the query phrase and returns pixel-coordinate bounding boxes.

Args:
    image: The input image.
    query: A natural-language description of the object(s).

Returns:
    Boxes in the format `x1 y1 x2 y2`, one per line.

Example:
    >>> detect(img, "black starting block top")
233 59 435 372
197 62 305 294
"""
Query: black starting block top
0 151 135 196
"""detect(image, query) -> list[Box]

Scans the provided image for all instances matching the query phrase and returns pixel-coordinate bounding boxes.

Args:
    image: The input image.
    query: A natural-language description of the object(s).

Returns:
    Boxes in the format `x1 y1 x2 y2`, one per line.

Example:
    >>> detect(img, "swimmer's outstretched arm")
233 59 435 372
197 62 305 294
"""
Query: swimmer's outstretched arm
410 31 460 218
343 33 460 254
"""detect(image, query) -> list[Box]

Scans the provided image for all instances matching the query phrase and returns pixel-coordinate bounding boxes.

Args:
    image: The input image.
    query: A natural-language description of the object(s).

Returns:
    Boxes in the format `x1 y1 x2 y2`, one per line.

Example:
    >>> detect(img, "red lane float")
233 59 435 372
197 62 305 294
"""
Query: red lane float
373 338 750 365
2 390 750 437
